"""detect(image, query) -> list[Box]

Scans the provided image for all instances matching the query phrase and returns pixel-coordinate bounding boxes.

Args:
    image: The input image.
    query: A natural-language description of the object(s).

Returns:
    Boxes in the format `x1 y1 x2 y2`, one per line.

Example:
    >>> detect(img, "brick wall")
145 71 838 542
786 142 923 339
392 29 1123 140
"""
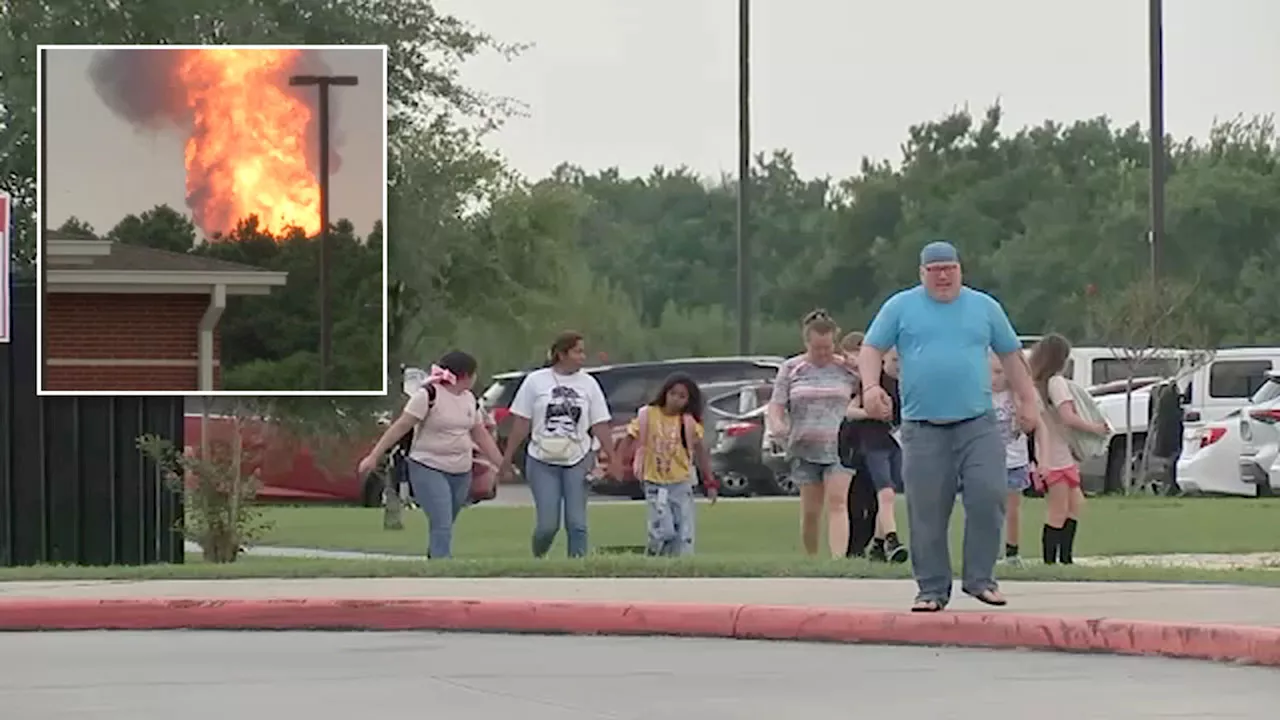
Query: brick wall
43 293 221 392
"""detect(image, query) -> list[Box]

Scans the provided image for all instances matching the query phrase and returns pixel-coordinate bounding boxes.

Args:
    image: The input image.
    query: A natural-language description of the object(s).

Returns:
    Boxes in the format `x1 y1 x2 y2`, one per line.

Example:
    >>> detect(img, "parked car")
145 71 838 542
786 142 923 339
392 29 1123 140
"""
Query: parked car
1175 414 1243 496
1088 347 1280 493
183 412 375 505
183 374 498 508
705 382 798 497
1177 370 1280 498
480 356 784 493
1230 371 1280 497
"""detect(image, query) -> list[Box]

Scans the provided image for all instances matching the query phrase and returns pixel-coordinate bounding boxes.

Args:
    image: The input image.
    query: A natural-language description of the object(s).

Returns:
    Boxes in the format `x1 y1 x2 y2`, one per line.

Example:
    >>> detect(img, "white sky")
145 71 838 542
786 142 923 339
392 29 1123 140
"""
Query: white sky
434 0 1280 181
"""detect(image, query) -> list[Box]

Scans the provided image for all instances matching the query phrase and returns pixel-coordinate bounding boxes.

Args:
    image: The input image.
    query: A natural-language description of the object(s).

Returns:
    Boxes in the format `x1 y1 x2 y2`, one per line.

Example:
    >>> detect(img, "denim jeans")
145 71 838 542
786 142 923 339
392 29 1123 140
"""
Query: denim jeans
899 412 1005 604
525 453 593 557
862 443 904 493
406 460 471 559
643 480 696 556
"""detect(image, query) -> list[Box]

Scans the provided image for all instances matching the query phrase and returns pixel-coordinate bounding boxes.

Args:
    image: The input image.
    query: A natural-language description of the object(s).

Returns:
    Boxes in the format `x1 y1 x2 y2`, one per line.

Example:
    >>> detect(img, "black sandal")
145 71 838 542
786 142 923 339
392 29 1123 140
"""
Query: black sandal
964 588 1008 607
910 598 946 613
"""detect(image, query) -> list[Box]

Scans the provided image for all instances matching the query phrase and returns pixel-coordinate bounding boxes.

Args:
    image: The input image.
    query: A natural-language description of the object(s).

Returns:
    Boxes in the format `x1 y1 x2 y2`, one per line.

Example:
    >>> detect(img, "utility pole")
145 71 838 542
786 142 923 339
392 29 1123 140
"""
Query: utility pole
736 0 752 354
289 73 358 390
1147 0 1165 284
40 47 47 375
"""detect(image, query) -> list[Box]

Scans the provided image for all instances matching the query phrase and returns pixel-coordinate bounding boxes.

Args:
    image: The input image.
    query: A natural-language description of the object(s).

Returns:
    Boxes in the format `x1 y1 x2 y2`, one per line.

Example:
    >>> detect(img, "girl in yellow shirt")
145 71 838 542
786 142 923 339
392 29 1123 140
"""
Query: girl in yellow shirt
624 374 718 556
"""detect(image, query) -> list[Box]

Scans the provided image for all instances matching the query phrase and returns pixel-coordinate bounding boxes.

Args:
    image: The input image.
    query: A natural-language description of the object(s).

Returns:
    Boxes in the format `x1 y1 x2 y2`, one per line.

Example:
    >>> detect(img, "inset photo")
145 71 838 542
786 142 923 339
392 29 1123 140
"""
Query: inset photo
36 44 387 396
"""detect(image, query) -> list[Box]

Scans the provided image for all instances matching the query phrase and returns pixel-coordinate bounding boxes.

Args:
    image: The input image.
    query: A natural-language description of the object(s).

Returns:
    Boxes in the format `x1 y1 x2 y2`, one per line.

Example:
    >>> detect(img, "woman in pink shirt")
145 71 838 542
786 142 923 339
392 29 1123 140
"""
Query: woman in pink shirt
358 351 504 558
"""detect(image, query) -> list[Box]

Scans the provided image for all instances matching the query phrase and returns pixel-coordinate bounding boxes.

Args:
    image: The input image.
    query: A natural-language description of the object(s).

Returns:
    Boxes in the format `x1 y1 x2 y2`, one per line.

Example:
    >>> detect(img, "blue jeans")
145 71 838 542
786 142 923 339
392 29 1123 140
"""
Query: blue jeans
900 412 1005 604
525 454 593 557
644 480 696 556
862 443 904 493
406 460 471 559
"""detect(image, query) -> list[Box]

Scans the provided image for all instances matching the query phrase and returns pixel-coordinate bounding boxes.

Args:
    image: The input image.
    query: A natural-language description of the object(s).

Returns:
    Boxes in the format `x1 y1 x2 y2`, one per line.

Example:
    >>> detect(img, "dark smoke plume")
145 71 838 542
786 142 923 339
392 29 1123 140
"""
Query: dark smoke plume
87 47 345 224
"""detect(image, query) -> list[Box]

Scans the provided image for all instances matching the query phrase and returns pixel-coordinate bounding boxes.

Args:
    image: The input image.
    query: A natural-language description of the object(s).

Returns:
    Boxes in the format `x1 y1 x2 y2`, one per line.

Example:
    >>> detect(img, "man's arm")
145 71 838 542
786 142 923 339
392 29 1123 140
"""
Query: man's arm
988 298 1039 414
857 345 885 391
860 294 901 392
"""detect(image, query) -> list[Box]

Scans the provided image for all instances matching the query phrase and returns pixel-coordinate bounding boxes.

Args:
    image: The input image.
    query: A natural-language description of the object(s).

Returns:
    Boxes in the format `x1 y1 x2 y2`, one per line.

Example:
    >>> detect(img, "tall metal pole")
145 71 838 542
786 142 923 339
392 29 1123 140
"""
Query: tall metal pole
289 74 357 390
39 47 48 382
1147 0 1166 284
317 82 332 390
736 0 752 355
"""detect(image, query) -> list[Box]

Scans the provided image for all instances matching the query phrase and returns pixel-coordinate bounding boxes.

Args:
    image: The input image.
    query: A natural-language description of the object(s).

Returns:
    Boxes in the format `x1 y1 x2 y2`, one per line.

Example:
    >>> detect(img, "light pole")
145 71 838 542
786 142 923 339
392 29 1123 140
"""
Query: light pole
1148 0 1165 284
289 73 358 390
736 0 752 355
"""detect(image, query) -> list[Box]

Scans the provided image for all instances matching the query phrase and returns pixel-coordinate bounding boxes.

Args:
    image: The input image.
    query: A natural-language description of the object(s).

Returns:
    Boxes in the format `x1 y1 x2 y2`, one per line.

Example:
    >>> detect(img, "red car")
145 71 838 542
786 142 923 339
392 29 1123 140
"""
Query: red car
182 412 497 507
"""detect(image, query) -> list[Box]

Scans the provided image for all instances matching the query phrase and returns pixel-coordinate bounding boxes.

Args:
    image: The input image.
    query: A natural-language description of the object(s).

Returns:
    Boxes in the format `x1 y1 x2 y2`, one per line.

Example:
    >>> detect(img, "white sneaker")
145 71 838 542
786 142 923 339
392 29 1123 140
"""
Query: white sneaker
1001 555 1025 568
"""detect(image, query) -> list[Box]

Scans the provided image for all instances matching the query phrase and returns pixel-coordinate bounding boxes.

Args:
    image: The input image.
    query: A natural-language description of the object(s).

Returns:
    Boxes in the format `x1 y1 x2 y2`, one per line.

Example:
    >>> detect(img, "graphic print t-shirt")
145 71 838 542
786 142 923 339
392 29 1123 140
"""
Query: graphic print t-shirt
626 408 705 484
993 389 1030 469
510 367 611 466
770 355 857 464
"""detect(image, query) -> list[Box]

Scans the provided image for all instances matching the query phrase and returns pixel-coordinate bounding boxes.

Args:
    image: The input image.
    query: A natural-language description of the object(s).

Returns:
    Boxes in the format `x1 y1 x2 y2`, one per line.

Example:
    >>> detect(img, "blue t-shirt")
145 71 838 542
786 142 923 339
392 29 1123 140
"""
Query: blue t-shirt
864 286 1020 423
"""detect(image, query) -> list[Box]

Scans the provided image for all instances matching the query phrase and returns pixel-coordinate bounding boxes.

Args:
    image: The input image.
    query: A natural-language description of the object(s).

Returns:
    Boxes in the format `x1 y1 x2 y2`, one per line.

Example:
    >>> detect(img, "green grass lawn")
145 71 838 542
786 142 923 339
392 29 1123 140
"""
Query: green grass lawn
1 497 1275 585
256 496 1280 560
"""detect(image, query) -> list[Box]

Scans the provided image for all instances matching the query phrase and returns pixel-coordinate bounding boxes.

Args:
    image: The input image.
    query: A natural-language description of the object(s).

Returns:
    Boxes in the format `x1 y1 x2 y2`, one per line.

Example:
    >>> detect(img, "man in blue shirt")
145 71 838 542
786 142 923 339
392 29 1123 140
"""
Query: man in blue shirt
859 240 1038 612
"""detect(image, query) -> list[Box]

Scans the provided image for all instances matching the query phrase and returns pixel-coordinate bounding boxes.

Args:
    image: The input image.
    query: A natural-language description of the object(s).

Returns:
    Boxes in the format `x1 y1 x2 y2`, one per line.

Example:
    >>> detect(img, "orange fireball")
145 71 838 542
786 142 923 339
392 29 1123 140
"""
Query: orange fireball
176 48 321 238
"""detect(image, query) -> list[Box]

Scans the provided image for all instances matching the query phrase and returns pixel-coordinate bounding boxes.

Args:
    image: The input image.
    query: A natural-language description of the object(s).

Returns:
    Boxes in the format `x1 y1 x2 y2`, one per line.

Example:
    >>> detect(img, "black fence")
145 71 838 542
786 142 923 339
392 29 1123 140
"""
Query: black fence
0 278 184 566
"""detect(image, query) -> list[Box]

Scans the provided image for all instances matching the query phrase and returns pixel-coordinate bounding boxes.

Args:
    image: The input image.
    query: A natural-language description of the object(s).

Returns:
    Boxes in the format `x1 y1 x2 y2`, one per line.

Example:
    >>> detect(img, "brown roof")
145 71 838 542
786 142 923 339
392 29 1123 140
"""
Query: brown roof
45 230 271 274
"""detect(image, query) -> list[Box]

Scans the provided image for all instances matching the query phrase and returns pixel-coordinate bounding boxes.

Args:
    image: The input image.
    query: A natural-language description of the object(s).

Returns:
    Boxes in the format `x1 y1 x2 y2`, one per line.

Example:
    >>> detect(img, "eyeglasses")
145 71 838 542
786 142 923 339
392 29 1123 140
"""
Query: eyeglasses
924 263 959 274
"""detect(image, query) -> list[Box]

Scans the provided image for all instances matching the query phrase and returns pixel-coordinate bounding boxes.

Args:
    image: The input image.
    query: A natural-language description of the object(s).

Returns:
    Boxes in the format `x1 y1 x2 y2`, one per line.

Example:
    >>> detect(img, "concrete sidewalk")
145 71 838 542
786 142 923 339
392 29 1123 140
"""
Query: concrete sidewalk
2 577 1279 627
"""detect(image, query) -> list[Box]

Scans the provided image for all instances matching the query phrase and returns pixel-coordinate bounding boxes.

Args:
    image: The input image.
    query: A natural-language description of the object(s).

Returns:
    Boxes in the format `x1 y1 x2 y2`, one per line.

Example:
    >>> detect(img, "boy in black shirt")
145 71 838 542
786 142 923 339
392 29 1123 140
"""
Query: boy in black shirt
839 332 879 557
849 348 907 563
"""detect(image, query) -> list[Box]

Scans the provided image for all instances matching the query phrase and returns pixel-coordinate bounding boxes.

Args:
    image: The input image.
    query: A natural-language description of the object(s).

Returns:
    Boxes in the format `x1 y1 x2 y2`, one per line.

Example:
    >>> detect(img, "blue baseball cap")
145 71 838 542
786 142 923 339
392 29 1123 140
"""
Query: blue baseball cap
920 240 959 265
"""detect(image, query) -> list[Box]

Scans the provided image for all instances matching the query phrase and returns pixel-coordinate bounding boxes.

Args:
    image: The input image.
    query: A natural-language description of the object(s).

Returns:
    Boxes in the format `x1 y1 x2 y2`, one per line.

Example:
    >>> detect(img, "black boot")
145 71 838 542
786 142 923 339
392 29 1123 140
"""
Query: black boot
1041 524 1061 565
1061 519 1078 565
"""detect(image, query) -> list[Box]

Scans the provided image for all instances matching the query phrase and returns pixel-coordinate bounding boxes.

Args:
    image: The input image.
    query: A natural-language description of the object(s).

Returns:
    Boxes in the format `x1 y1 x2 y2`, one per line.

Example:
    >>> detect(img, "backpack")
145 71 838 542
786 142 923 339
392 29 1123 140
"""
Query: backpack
1050 378 1110 462
630 405 698 480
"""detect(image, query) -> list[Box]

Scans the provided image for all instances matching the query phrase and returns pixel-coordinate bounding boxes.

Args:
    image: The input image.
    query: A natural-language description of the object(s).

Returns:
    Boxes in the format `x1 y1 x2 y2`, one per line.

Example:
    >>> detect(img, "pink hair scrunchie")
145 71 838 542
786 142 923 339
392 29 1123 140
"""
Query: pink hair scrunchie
426 364 457 386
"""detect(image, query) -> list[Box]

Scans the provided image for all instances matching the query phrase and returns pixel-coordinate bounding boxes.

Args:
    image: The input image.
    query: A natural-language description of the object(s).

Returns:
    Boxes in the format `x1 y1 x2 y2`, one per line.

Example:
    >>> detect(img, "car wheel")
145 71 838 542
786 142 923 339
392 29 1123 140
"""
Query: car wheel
1103 434 1146 495
717 471 751 498
771 472 799 496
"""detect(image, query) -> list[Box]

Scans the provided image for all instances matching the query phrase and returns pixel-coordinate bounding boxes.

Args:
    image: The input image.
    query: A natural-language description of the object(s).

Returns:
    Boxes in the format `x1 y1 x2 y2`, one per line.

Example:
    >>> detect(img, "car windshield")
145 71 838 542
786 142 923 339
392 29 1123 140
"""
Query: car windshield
1249 377 1280 406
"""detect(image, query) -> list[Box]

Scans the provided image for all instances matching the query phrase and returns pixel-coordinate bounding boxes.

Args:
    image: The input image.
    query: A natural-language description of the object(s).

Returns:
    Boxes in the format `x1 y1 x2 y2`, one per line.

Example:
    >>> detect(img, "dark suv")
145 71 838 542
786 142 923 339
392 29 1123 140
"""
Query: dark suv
480 356 785 493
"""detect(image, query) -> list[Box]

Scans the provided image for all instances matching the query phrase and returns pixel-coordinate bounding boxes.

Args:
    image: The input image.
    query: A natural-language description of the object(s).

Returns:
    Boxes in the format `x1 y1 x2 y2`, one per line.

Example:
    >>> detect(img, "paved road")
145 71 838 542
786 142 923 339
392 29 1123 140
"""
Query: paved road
3 632 1273 719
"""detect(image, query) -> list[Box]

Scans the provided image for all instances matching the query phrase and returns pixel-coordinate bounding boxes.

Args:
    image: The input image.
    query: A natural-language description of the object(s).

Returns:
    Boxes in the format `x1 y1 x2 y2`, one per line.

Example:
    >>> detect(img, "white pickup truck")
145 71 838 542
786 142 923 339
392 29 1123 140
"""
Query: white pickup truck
1080 347 1280 493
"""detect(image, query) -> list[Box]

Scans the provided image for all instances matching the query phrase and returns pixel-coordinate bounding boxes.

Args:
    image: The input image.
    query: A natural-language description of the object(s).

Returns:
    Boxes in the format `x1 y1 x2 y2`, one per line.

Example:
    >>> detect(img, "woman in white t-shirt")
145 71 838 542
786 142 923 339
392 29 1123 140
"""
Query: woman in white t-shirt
1027 334 1109 565
500 331 619 558
358 351 503 559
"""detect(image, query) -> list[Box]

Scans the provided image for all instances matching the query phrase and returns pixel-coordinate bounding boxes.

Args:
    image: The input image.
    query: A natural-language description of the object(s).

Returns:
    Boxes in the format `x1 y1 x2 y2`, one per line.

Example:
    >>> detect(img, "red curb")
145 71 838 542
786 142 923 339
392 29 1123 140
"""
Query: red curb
0 598 1276 666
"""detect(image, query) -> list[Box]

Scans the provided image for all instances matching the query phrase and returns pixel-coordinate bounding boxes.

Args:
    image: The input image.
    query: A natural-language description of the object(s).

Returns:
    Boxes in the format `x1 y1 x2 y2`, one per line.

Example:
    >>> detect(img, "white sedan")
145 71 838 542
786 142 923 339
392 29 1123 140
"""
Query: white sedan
1176 413 1248 496
1237 378 1280 498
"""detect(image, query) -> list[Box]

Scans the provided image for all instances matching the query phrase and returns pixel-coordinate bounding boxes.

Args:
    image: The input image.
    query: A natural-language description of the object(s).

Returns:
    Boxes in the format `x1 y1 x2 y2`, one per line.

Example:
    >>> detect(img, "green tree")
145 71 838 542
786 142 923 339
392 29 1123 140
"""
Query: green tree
107 204 198 252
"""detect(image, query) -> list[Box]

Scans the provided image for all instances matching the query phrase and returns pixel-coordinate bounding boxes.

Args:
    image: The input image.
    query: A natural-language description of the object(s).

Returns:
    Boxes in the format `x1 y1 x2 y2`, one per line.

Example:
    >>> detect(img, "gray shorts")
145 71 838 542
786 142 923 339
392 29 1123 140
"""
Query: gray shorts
790 458 856 485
